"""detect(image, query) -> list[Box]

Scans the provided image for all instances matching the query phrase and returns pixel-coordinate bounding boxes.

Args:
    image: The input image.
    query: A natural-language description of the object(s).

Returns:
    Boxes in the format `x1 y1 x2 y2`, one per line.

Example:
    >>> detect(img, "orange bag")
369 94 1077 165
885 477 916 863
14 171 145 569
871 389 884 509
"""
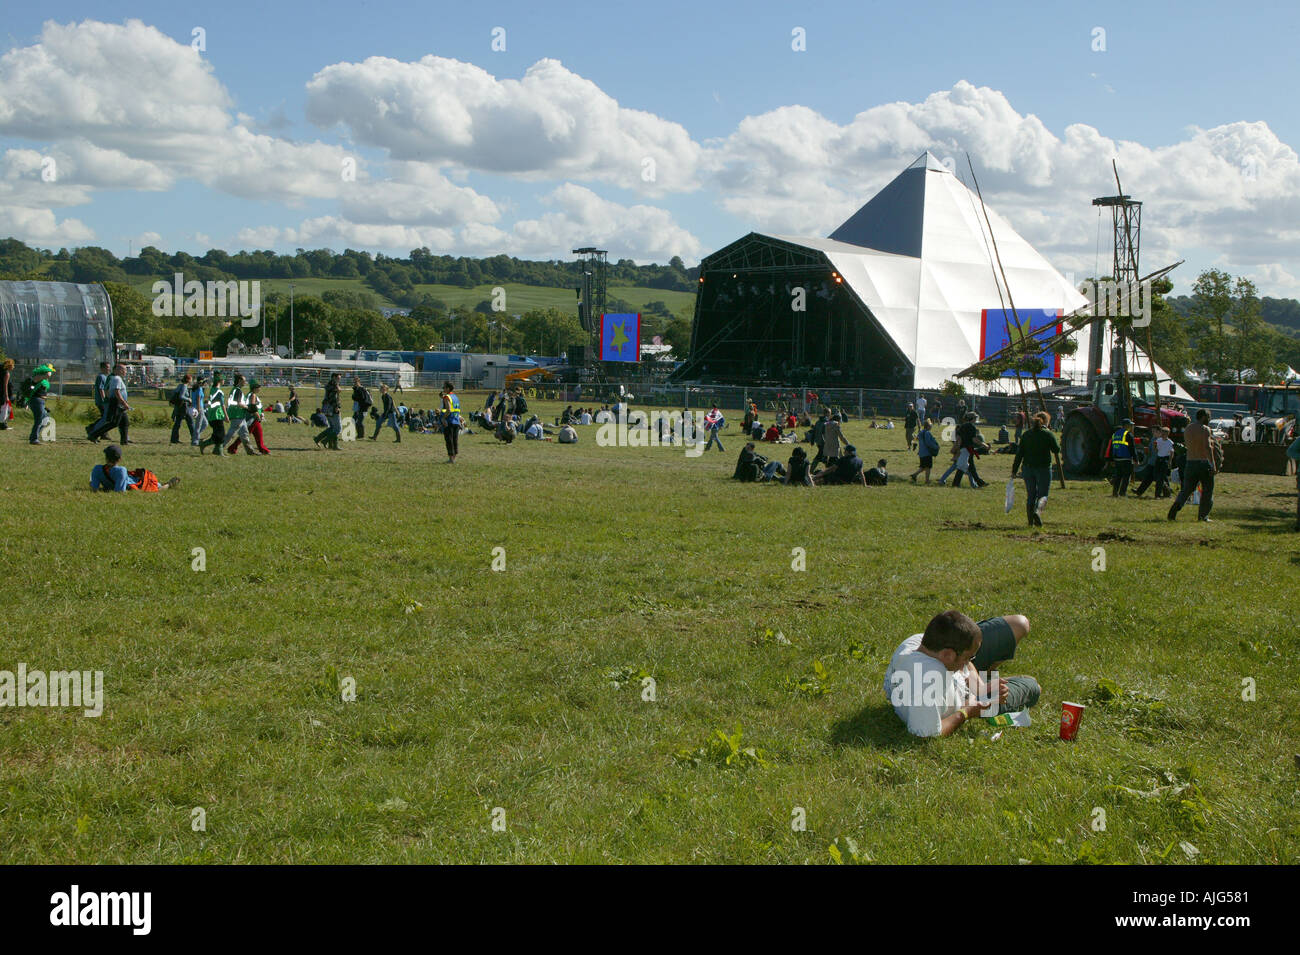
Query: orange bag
127 468 160 492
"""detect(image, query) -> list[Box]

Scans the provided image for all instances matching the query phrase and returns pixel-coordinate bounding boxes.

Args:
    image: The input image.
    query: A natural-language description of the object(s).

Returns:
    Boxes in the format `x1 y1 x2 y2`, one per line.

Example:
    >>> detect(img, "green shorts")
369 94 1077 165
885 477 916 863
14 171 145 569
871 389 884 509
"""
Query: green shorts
973 616 1039 712
972 616 1018 671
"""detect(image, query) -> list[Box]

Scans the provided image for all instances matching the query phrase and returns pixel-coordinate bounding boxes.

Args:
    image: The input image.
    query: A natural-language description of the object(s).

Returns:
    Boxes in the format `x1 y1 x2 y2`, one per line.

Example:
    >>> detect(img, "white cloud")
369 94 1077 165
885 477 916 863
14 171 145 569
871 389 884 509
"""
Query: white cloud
704 81 1300 293
246 184 701 264
497 184 702 262
305 56 701 195
4 23 1300 293
237 218 456 253
0 148 95 244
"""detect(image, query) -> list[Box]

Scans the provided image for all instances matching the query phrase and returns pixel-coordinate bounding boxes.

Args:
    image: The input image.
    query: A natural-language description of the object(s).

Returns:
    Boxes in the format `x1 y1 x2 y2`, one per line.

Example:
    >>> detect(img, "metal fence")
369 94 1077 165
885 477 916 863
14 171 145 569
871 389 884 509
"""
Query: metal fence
514 382 1076 425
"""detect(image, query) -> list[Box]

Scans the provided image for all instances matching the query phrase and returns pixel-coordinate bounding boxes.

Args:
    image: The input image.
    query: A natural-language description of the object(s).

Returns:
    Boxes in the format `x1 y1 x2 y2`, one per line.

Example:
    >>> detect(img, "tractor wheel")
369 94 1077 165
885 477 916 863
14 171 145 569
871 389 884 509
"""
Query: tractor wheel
1062 415 1102 475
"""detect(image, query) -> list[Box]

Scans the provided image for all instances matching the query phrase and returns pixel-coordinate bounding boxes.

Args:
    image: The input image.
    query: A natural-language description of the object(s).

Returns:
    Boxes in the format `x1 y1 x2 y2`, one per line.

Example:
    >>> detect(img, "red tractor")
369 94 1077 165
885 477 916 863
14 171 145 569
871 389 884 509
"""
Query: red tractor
1061 373 1189 475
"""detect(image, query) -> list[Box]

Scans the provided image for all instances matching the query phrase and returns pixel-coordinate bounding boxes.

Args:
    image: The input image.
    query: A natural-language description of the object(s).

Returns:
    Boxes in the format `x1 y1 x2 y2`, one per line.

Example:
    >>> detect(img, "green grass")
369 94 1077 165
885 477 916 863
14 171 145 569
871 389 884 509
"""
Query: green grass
2 397 1297 863
129 276 697 321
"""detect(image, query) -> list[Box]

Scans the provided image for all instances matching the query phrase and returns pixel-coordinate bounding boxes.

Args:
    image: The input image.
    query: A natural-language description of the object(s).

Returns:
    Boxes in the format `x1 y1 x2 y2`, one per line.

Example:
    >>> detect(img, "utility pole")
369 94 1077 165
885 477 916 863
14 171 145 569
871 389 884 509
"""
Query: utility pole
289 283 296 360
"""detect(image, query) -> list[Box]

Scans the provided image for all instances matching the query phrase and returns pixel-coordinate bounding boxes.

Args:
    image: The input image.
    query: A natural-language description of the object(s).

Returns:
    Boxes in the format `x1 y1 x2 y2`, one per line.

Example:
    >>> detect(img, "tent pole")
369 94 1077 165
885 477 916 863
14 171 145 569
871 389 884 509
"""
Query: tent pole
966 155 1050 419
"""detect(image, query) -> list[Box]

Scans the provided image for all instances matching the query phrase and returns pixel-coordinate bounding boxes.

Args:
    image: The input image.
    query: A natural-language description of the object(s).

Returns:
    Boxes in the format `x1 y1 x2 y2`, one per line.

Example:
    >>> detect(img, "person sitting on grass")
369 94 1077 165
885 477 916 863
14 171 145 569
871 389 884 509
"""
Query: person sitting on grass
815 444 865 485
864 458 889 485
733 442 785 482
90 443 180 492
883 610 1040 738
784 446 814 486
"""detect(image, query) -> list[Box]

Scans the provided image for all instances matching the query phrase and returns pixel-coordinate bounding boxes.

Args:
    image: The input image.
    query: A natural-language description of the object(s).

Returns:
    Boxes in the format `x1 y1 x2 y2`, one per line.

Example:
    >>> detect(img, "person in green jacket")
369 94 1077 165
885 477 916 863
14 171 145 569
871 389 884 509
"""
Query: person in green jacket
1011 413 1063 527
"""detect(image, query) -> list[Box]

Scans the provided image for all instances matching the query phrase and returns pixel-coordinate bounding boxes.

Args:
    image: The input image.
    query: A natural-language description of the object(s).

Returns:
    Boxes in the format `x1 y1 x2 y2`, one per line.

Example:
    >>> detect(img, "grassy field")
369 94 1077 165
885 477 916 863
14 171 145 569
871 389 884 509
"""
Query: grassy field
1 394 1297 864
130 276 697 321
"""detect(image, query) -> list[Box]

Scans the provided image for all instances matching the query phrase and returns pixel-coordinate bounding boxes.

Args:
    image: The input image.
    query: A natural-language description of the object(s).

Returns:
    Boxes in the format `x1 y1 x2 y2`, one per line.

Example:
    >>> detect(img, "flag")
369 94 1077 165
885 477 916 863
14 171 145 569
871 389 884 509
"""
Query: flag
600 313 640 363
979 308 1062 377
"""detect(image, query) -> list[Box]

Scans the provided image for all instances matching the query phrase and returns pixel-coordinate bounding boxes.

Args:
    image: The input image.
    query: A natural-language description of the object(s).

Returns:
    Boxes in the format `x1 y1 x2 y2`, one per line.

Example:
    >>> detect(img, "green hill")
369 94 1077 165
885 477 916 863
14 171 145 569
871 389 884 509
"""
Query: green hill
130 277 697 322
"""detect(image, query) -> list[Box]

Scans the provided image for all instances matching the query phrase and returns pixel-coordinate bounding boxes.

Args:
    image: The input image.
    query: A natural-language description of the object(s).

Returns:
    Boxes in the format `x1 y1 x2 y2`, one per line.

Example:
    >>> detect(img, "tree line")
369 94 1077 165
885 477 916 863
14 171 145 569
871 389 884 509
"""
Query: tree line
0 237 696 309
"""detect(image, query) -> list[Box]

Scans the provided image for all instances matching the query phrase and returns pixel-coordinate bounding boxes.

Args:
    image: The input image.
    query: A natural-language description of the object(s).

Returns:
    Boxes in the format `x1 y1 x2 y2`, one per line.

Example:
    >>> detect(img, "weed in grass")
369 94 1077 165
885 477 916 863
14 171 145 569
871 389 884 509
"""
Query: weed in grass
605 665 651 689
781 659 831 697
828 835 873 864
675 725 771 769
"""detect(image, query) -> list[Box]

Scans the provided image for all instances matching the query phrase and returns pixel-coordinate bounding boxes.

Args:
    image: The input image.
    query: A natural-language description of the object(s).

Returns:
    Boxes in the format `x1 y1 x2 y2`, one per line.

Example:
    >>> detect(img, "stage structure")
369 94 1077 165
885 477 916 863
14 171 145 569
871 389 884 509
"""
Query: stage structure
673 152 1176 392
572 247 607 369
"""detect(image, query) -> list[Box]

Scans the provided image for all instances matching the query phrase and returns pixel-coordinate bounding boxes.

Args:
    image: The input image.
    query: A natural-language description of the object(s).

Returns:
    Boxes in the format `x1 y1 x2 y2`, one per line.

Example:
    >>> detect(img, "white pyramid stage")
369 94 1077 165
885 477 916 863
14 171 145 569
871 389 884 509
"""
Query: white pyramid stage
683 152 1188 396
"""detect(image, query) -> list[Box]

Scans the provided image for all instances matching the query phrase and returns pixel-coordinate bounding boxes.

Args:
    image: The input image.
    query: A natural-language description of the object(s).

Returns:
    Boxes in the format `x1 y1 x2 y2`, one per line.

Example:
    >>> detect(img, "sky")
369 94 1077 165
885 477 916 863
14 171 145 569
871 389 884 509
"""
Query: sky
3 0 1300 295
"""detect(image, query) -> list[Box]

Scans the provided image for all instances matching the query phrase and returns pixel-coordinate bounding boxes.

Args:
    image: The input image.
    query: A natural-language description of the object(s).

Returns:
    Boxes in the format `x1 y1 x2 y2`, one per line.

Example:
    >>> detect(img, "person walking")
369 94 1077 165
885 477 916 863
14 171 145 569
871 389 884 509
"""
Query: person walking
87 364 131 444
315 374 342 449
198 374 229 455
1011 413 1061 527
351 376 372 440
370 383 401 442
23 364 54 444
169 374 192 444
223 374 257 454
952 412 987 488
1287 429 1300 531
703 405 725 452
1107 418 1136 497
189 375 208 446
285 385 303 424
816 413 845 470
85 361 110 440
1132 427 1174 499
910 419 940 483
246 382 270 454
904 403 918 451
1168 409 1220 523
0 358 13 431
914 393 927 425
440 381 461 462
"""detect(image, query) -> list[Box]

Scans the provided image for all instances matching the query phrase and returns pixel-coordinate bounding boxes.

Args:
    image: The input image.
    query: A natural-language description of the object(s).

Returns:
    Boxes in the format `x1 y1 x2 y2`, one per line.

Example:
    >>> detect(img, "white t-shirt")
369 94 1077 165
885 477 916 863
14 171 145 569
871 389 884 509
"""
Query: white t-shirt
525 422 542 439
1155 436 1174 458
883 635 973 738
578 412 592 425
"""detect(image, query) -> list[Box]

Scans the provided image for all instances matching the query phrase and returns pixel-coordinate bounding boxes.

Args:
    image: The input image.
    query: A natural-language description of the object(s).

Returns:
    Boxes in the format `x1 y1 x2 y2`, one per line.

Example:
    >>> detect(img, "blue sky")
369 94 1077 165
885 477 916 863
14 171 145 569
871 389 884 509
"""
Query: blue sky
3 1 1300 294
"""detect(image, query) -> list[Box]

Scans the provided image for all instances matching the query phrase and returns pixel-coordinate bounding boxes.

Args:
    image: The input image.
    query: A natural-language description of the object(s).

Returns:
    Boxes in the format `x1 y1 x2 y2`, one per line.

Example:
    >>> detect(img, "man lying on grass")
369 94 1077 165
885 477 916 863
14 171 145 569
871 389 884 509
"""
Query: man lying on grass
883 610 1040 737
89 444 180 493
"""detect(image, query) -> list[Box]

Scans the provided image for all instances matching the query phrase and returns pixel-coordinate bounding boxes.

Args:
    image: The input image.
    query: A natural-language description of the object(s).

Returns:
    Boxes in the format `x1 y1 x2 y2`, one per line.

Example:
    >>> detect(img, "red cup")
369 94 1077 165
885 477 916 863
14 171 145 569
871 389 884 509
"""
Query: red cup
1059 701 1086 741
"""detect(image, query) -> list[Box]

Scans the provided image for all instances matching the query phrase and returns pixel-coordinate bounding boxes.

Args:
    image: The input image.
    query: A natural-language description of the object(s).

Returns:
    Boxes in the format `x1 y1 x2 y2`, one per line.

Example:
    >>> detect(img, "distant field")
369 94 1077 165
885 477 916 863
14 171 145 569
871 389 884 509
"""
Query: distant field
129 276 696 322
2 394 1297 863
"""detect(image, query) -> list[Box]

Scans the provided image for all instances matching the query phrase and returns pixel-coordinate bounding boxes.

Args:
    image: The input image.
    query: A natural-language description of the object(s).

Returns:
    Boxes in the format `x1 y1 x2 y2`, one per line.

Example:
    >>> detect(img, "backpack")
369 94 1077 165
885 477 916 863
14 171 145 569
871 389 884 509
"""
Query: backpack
169 384 186 407
15 377 35 409
360 388 373 410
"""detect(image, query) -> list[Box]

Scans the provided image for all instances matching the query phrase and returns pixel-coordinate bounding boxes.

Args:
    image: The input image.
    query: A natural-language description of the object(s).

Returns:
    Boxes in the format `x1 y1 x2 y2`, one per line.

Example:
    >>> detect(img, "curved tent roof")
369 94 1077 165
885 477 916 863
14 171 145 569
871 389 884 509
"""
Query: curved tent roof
0 280 114 375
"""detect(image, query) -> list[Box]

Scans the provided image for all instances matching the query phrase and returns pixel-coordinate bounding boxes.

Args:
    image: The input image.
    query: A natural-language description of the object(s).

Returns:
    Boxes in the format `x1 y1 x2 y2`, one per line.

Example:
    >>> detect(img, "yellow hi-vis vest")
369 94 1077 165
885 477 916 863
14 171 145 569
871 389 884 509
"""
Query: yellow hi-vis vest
443 392 460 415
1111 429 1132 455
